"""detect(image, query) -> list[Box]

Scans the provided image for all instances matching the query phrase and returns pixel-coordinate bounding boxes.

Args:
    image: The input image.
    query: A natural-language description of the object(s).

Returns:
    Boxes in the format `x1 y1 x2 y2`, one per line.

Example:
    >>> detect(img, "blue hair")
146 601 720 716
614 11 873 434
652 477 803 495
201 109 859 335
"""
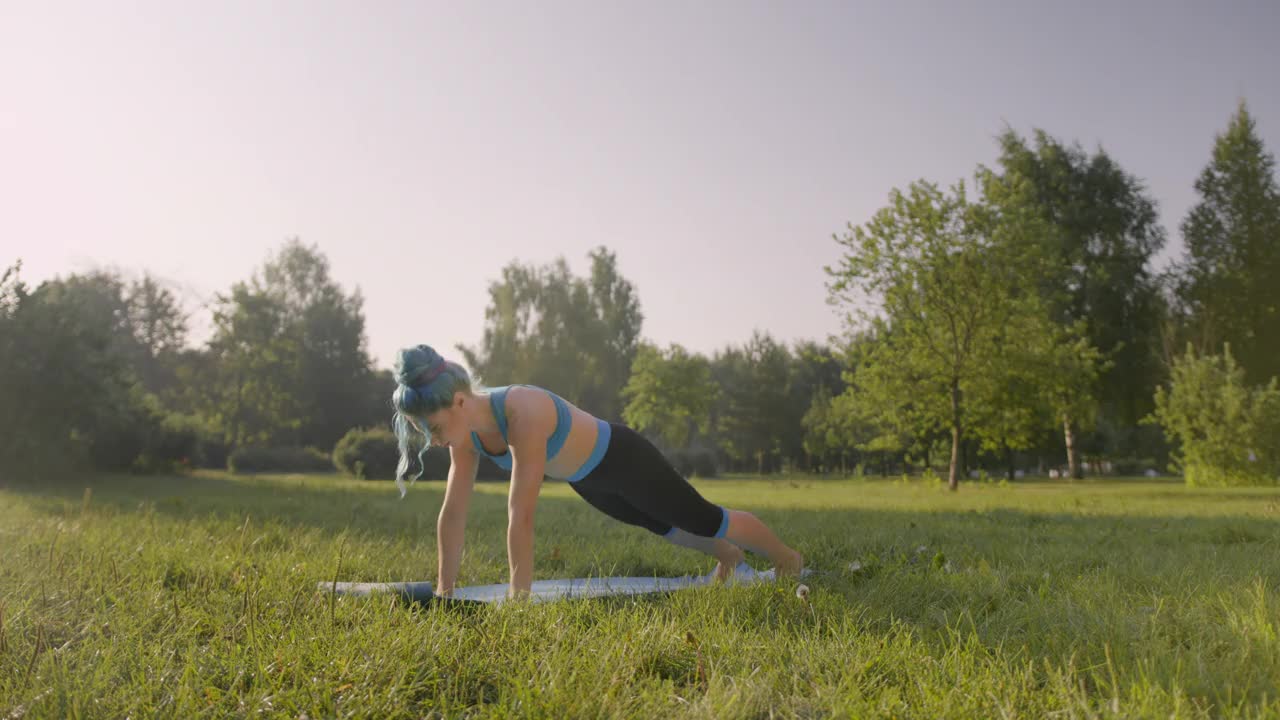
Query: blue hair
391 344 477 496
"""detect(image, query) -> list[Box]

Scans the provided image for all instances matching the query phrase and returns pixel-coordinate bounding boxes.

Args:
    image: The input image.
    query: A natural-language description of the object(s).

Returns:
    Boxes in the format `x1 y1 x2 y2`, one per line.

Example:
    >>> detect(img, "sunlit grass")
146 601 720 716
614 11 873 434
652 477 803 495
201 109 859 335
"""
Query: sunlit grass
2 471 1279 718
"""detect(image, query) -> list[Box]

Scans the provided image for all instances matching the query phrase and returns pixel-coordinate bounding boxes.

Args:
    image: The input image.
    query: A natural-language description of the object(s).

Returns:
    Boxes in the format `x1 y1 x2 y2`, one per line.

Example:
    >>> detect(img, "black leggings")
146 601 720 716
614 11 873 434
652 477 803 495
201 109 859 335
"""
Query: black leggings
570 424 728 538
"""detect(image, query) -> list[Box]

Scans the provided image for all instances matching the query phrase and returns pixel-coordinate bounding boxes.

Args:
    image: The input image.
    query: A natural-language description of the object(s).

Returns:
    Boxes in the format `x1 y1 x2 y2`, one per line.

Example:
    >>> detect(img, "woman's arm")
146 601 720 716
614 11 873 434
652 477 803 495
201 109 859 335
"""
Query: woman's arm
505 397 548 597
436 444 478 596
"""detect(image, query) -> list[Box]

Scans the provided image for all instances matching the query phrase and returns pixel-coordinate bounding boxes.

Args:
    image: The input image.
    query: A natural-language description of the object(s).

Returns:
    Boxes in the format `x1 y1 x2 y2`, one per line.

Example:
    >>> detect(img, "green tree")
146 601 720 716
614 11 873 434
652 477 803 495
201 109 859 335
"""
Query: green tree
202 240 380 450
990 129 1167 438
459 247 642 420
1146 344 1280 486
803 378 885 475
621 342 714 448
583 248 645 421
1173 101 1280 386
712 332 792 474
969 314 1106 480
260 239 380 448
828 179 1052 490
800 384 836 469
205 283 301 447
839 328 947 475
0 263 139 475
966 334 1049 481
124 274 189 396
784 341 845 470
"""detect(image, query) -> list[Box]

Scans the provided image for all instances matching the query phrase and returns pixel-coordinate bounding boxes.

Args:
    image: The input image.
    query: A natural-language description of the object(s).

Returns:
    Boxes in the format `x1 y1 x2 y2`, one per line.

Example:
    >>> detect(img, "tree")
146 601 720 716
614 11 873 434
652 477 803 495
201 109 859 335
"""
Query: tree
990 129 1167 437
1173 101 1280 386
205 283 301 447
839 326 953 475
263 240 380 448
712 332 792 474
459 247 642 420
800 384 836 470
621 342 714 448
0 263 141 475
1146 344 1280 486
583 248 645 421
124 274 189 396
827 179 1053 490
784 341 846 470
202 239 380 450
969 315 1106 479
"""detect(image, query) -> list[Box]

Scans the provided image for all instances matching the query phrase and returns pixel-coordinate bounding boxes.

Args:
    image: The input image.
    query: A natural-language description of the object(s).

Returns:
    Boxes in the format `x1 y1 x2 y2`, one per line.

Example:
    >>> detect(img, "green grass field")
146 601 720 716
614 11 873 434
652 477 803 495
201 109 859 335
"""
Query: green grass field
2 471 1280 718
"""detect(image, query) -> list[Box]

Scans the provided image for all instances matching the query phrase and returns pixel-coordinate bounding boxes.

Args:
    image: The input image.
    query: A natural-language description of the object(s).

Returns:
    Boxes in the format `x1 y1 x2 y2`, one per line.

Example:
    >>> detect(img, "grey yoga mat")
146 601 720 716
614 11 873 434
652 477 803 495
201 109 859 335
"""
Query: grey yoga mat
320 562 790 605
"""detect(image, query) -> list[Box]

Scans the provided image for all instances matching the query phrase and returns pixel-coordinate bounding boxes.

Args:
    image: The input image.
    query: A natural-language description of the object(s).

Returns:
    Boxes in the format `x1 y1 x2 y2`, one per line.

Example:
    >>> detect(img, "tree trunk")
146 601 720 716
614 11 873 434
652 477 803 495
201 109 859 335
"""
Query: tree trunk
1063 413 1080 480
1006 444 1015 482
948 379 961 491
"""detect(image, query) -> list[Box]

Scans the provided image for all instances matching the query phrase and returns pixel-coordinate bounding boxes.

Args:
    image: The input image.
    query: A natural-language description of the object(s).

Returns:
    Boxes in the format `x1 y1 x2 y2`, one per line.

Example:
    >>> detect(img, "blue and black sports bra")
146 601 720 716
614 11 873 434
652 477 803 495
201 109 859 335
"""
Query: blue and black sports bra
469 385 611 482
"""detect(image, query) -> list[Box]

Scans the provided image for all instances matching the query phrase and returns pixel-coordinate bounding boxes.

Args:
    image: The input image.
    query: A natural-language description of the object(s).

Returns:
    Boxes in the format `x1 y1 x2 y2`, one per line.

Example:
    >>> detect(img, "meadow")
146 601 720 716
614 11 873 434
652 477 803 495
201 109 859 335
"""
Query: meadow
2 471 1279 718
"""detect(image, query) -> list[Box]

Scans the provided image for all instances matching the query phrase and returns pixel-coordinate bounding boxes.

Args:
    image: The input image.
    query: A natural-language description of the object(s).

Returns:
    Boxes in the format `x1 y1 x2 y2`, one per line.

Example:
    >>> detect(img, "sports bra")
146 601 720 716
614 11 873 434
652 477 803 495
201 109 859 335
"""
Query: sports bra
469 385 612 482
469 385 572 468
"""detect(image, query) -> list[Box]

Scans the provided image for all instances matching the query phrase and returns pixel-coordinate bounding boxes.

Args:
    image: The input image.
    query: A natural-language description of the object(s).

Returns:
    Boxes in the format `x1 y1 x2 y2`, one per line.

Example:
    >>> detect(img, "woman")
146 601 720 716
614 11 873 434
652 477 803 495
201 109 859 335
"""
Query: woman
392 344 803 598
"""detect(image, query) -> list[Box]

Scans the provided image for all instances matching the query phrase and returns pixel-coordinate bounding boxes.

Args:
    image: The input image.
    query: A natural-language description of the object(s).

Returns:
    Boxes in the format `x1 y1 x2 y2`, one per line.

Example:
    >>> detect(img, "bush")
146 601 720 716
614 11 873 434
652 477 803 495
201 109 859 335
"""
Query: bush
333 428 400 480
388 445 454 482
158 413 228 470
194 434 230 471
227 446 333 475
86 392 199 474
1146 344 1280 487
337 427 504 483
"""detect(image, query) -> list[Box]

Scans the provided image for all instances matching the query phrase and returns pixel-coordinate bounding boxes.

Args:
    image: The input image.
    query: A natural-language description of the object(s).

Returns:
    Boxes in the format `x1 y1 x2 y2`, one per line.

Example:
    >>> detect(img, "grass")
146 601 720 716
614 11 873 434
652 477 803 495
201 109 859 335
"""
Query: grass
2 470 1280 718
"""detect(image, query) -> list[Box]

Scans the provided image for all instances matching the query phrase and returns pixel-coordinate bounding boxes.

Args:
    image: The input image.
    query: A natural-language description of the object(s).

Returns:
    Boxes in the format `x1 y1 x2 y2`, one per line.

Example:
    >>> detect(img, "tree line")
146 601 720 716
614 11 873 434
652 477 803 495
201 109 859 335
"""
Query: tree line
2 102 1276 487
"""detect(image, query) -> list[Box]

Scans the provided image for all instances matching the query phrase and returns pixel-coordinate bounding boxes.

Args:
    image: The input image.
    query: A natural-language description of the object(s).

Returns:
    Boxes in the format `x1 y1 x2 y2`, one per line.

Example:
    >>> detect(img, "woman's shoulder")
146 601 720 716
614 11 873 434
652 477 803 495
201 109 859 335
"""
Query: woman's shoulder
503 384 546 404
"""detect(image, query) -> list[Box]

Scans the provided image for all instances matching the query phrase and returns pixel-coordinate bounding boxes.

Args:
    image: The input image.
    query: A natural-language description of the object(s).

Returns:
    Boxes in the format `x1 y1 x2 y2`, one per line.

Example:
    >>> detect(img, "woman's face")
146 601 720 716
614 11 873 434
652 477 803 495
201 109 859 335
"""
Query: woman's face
423 394 467 449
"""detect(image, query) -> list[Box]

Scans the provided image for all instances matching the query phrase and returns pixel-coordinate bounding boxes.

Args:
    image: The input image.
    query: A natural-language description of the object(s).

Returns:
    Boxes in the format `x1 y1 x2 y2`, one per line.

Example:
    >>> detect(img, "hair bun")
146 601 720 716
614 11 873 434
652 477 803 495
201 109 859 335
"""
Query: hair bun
394 344 442 386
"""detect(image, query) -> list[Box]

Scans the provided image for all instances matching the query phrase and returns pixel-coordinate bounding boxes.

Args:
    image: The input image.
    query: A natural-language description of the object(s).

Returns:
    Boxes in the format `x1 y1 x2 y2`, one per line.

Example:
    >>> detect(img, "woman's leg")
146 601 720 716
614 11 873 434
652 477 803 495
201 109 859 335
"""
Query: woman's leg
722 511 803 576
571 482 746 578
593 425 803 576
663 527 746 580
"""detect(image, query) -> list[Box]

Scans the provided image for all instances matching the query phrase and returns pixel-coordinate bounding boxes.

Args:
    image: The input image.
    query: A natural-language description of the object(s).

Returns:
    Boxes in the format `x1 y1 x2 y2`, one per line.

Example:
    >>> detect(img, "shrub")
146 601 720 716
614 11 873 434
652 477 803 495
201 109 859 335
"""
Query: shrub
332 428 400 480
194 434 230 471
86 392 199 474
227 446 333 475
1146 344 1280 487
346 427 504 483
158 413 228 470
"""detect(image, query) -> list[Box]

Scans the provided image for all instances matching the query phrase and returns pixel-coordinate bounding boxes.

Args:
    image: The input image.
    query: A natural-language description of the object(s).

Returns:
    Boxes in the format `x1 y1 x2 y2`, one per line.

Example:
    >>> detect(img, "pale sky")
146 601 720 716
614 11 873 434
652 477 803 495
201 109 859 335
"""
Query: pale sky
3 1 1277 371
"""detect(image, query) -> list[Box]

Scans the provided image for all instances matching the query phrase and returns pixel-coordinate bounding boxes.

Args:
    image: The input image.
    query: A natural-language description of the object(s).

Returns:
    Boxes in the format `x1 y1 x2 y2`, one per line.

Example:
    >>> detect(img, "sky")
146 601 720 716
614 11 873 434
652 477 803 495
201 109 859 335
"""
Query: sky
3 1 1278 371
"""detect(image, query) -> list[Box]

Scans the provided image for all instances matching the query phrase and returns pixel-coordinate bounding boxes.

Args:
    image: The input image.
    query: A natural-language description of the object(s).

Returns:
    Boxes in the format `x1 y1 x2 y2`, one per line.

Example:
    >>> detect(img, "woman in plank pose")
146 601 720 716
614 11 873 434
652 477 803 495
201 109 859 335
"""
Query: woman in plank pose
392 344 803 598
